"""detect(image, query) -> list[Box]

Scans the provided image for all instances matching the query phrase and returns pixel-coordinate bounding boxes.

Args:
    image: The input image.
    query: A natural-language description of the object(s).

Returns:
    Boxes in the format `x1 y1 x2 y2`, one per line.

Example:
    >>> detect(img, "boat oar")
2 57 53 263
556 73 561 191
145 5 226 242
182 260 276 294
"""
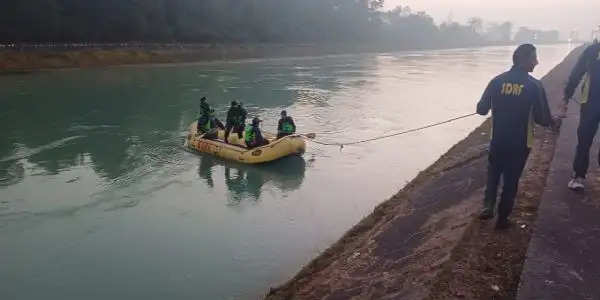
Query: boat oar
265 132 316 139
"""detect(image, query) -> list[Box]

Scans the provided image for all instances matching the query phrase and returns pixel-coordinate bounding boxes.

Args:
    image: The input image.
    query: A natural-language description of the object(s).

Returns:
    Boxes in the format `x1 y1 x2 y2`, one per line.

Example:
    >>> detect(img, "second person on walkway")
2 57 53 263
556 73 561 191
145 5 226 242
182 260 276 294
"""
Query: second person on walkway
560 41 600 190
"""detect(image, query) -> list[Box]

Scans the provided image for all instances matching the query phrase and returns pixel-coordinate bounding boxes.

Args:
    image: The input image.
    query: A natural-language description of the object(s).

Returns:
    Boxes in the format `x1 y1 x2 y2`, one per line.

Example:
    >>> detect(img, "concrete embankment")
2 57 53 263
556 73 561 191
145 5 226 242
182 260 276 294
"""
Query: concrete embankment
266 46 584 300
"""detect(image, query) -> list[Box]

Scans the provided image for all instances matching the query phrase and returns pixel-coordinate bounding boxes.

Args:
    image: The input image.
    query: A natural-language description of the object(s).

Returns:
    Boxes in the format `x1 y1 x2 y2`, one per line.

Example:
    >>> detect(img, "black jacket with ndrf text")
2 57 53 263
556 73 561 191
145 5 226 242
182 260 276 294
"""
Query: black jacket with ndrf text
477 66 554 150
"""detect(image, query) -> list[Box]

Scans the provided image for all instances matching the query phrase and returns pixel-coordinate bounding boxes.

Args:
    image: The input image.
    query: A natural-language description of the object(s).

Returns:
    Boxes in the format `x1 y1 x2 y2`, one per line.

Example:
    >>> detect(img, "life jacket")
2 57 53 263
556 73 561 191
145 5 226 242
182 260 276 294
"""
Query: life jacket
237 109 247 125
245 125 256 143
281 118 294 133
200 112 215 132
226 108 234 124
578 51 600 104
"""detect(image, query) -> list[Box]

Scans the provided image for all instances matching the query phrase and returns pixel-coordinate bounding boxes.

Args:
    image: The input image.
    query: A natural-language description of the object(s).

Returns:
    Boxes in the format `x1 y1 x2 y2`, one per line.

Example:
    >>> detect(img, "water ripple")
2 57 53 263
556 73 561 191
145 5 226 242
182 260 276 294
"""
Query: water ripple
0 136 85 163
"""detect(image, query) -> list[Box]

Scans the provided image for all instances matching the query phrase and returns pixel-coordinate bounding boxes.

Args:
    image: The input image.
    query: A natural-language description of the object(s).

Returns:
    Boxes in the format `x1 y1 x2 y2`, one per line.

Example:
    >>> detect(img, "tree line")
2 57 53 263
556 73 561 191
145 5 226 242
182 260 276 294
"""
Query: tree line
0 0 523 46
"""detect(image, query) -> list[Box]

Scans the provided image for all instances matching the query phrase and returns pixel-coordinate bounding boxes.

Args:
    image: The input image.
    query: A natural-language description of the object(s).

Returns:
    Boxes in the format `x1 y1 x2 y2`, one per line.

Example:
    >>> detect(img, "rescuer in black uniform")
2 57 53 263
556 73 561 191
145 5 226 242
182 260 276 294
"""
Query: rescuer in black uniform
477 44 558 229
224 101 240 143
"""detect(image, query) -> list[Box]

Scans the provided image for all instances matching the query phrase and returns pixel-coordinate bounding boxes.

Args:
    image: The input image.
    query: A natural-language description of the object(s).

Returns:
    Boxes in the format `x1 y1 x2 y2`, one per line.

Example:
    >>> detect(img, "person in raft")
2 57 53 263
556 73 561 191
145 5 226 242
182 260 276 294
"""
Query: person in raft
245 117 269 149
237 102 248 134
198 109 224 140
277 110 296 139
476 44 558 229
224 101 243 143
197 96 211 129
559 41 600 191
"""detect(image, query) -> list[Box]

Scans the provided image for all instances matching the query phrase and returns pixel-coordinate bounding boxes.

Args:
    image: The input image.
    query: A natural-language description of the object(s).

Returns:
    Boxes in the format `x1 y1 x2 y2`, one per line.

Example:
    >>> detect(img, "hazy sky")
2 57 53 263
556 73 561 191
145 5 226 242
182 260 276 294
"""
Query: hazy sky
384 0 600 39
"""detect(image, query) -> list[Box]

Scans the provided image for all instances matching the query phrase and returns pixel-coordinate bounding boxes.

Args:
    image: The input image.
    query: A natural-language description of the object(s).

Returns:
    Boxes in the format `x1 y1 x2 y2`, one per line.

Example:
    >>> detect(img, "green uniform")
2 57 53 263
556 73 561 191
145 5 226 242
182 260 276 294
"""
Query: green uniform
245 124 267 148
244 126 255 144
277 116 296 138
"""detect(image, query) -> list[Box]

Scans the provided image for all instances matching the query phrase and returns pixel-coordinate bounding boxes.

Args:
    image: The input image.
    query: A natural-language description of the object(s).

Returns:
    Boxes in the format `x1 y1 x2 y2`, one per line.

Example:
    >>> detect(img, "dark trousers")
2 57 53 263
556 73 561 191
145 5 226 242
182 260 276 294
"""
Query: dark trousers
214 119 225 130
573 104 600 178
224 124 233 142
202 128 218 140
225 124 244 142
484 145 531 220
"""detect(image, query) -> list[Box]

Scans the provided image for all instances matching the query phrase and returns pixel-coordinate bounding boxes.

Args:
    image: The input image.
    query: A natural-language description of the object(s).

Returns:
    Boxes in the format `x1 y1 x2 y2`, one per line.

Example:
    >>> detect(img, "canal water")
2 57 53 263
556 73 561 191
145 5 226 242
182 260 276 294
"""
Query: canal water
0 44 573 299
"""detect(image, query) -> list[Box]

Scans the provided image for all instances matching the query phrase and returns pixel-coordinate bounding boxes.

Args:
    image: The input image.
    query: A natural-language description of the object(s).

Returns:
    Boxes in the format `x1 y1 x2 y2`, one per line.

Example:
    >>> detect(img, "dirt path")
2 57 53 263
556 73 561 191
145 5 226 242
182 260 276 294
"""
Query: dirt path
265 46 584 300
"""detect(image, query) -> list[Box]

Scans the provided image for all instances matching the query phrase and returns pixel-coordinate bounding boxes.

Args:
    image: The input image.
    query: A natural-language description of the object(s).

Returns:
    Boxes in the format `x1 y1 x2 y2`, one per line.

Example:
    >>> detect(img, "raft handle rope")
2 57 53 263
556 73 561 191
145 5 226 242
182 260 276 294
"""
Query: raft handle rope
305 112 478 149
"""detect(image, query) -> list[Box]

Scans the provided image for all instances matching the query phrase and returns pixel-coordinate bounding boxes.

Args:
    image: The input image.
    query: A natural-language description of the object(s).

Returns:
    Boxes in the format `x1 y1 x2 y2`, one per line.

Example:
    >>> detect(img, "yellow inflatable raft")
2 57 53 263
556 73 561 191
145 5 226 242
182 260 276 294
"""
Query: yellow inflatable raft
184 121 306 164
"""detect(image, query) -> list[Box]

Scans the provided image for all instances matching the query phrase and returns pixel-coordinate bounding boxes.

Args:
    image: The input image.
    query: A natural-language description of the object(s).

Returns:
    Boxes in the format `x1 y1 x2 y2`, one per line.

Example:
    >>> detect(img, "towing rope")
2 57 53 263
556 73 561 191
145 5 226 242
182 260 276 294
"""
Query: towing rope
308 113 478 149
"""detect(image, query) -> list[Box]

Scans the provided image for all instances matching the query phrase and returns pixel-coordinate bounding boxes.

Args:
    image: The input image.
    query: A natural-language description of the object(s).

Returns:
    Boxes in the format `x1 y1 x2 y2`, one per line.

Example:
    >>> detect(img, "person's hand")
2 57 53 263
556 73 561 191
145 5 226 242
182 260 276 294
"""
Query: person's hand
551 116 562 133
557 99 568 118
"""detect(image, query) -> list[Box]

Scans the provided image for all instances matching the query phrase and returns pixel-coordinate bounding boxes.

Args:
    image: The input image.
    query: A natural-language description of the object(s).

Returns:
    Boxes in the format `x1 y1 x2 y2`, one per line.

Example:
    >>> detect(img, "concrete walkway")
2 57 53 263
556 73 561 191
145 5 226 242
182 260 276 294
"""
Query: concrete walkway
517 81 600 298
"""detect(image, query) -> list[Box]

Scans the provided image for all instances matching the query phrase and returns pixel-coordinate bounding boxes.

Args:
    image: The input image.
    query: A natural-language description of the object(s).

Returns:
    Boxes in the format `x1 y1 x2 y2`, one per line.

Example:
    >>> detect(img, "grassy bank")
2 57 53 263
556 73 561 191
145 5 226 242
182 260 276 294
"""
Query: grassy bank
0 42 518 73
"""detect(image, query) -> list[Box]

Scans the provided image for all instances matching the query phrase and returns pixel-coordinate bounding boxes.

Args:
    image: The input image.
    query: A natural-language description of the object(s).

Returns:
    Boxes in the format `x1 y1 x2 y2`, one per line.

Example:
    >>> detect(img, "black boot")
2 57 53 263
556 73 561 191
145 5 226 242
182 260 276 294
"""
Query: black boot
495 218 513 230
478 207 494 220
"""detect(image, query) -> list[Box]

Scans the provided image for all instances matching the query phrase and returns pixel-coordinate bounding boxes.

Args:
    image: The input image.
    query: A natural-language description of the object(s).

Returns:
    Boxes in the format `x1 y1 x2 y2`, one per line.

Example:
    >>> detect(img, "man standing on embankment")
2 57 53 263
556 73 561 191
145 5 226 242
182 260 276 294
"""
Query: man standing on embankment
477 44 558 229
559 41 600 191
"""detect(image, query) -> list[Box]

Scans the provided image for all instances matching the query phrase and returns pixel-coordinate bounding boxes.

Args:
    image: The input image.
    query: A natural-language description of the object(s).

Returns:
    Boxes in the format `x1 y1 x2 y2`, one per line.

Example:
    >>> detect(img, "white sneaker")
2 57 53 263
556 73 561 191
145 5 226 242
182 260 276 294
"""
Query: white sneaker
568 177 585 191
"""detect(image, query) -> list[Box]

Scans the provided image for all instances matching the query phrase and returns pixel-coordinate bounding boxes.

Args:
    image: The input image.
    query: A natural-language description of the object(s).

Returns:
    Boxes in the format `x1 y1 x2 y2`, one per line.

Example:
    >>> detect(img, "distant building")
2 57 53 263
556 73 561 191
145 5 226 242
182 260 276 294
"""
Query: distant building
514 27 559 43
593 26 600 42
569 30 579 43
484 22 513 43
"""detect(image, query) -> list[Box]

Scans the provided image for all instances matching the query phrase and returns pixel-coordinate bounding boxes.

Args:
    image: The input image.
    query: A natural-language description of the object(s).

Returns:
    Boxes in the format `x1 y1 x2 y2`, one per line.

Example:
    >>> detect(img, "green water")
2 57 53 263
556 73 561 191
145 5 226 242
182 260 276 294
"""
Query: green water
0 44 572 299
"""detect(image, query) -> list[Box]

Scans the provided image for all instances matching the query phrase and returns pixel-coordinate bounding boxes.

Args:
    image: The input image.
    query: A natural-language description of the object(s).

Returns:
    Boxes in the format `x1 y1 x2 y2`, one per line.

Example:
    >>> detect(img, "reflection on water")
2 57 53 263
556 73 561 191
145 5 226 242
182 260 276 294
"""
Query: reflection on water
197 154 306 203
0 161 24 187
0 44 574 300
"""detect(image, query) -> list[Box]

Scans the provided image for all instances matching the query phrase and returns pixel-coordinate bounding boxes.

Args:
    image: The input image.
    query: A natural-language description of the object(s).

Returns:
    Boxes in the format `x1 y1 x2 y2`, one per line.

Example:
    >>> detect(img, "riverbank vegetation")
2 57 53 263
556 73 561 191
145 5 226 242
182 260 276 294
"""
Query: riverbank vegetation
2 0 516 47
0 1 562 71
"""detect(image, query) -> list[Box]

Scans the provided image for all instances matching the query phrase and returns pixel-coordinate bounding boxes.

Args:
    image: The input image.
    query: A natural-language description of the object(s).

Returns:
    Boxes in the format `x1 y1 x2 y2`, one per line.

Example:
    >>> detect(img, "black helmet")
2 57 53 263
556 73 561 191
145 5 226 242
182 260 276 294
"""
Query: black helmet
281 110 287 117
231 100 238 106
252 117 262 125
200 96 207 102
